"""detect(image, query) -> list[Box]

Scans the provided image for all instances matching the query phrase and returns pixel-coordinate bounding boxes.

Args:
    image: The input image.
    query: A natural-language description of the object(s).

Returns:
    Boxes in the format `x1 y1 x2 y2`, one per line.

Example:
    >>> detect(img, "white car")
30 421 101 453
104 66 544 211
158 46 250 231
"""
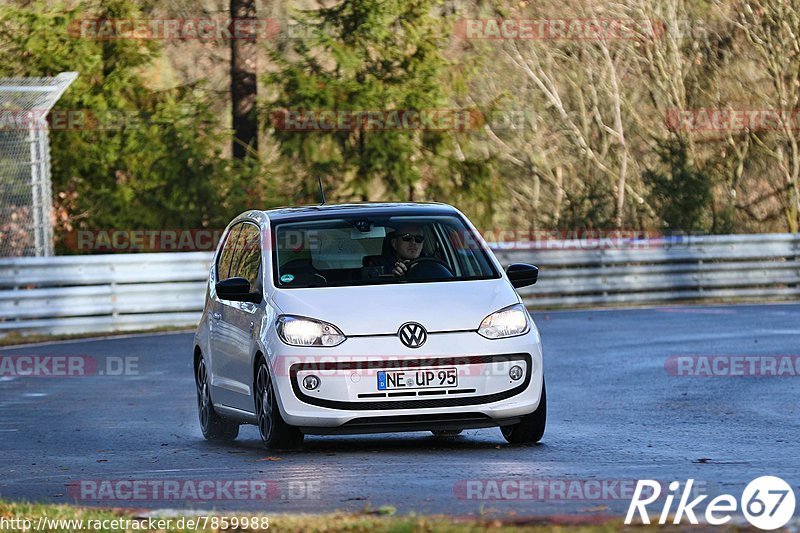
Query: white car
193 203 545 449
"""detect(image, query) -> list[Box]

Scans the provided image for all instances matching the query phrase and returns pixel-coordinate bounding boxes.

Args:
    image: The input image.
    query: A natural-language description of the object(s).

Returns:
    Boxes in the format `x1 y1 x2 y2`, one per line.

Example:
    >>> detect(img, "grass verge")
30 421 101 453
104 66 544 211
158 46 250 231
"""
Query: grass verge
0 501 624 532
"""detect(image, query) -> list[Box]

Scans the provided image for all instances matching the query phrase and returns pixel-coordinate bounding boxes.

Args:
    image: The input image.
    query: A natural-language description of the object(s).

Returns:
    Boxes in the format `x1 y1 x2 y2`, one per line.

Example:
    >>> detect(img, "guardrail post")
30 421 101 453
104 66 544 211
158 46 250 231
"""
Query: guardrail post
698 258 704 294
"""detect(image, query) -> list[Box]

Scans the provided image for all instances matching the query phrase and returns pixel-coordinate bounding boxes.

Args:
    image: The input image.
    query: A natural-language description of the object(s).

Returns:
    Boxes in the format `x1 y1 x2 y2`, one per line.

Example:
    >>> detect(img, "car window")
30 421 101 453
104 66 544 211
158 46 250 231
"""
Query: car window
310 227 384 269
216 223 243 280
443 224 494 277
231 223 262 290
273 215 499 288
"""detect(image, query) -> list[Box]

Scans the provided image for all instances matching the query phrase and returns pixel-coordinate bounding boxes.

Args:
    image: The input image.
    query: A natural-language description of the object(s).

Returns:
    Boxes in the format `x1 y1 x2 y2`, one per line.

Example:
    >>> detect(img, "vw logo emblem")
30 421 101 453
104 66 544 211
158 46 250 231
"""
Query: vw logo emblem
398 322 427 348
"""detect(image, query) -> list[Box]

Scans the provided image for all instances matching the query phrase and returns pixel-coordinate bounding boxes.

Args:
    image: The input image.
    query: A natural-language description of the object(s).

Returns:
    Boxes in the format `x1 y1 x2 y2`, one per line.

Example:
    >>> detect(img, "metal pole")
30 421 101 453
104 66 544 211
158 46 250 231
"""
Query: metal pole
40 127 54 255
29 124 43 256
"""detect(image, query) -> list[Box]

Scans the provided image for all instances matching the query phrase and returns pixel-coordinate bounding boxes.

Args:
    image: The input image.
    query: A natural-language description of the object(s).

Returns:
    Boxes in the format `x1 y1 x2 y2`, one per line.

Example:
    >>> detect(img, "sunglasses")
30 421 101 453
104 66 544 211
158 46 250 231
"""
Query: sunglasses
398 233 425 244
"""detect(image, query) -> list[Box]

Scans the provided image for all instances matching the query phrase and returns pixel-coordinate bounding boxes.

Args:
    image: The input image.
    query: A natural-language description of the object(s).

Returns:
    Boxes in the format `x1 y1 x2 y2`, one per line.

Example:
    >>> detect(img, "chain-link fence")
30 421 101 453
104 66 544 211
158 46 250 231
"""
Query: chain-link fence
0 72 77 257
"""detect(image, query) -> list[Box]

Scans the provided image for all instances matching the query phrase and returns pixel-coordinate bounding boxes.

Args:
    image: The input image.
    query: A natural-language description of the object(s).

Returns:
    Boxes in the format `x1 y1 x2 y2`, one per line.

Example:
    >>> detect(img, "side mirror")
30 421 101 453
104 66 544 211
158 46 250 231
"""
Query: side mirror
506 263 538 289
215 277 262 304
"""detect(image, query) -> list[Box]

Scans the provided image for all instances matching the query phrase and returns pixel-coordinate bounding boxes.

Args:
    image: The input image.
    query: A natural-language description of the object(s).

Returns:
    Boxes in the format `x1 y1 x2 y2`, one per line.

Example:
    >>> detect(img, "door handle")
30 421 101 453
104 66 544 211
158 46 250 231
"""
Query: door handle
212 312 222 320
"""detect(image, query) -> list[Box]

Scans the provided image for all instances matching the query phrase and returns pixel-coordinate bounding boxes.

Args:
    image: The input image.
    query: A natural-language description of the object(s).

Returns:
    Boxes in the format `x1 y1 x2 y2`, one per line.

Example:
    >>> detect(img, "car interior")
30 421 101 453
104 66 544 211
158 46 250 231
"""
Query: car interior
274 218 494 287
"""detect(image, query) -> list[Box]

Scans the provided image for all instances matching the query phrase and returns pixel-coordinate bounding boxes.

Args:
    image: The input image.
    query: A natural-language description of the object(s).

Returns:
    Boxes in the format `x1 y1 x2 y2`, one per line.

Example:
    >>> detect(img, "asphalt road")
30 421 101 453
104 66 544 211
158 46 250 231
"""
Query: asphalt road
1 303 799 519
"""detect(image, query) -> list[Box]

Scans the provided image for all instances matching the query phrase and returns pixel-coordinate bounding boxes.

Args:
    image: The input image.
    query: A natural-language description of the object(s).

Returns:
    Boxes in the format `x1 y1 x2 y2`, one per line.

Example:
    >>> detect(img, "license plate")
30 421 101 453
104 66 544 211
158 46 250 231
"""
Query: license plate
377 368 458 390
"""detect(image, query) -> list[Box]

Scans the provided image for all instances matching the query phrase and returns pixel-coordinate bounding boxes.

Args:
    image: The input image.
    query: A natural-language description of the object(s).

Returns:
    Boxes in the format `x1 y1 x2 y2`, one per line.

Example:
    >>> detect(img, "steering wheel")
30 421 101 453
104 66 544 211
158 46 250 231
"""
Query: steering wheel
405 257 455 279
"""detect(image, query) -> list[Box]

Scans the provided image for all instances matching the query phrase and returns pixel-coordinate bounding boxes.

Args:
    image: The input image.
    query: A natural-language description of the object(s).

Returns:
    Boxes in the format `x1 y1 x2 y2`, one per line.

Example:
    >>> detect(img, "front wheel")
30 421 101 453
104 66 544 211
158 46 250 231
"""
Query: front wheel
501 379 546 444
255 358 304 450
196 354 239 441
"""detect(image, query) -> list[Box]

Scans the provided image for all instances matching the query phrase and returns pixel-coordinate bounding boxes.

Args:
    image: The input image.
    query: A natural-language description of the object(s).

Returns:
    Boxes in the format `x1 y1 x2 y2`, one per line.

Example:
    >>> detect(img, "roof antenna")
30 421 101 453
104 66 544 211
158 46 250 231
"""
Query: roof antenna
317 176 326 205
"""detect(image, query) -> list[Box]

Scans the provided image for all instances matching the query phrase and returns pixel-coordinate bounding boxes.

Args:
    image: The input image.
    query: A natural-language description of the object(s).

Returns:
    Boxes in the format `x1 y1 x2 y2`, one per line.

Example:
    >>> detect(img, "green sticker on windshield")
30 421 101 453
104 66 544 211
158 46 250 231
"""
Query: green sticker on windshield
280 274 295 283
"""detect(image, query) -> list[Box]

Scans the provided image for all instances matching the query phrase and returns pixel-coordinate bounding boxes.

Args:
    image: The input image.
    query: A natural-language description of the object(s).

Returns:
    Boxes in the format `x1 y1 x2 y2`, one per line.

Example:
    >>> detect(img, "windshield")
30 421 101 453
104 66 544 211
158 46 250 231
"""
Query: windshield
273 215 499 288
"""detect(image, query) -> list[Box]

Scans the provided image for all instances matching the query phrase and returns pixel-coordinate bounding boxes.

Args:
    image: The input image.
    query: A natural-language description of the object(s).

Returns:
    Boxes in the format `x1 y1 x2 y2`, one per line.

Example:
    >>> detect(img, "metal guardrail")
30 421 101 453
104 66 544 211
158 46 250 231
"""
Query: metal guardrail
0 252 212 335
0 234 798 336
494 232 800 307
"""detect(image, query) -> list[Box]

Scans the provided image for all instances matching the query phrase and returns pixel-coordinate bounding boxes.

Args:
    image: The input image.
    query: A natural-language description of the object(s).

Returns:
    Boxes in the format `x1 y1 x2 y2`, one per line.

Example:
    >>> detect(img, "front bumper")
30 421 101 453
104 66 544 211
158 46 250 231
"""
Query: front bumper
265 327 544 429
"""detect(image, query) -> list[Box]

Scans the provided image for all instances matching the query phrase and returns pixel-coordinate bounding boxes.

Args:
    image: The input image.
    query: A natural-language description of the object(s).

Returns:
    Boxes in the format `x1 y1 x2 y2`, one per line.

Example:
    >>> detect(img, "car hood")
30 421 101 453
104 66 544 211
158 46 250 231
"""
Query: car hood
270 278 520 336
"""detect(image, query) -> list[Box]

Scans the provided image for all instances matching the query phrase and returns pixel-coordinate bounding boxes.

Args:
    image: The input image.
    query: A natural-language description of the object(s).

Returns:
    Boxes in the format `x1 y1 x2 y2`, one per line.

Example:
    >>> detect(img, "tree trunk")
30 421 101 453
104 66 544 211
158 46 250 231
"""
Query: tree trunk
553 165 565 226
230 0 258 159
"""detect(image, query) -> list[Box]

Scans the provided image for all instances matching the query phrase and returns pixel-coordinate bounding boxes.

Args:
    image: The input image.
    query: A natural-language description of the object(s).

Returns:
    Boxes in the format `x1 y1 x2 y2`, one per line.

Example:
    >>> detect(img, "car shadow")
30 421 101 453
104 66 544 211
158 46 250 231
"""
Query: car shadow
198 429 548 456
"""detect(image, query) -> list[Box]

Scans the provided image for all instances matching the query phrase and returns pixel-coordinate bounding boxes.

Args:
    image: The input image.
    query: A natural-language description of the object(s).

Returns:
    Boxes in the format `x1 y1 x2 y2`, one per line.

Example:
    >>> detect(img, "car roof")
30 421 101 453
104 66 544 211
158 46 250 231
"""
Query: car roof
261 202 459 222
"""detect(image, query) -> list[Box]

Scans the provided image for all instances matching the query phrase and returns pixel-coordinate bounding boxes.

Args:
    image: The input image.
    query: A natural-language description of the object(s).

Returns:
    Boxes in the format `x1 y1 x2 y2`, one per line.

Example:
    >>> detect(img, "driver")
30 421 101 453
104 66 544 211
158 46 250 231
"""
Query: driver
388 224 425 277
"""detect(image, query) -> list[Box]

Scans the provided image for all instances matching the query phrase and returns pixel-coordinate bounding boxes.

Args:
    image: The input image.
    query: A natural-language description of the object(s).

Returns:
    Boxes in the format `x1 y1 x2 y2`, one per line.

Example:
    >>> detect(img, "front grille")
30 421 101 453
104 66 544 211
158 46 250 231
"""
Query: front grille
418 390 447 396
290 353 531 410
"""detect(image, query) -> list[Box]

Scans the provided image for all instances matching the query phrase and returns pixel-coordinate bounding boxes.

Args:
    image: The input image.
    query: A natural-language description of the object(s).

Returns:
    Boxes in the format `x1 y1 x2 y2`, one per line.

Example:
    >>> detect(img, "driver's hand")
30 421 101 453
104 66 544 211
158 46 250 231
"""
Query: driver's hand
392 260 409 277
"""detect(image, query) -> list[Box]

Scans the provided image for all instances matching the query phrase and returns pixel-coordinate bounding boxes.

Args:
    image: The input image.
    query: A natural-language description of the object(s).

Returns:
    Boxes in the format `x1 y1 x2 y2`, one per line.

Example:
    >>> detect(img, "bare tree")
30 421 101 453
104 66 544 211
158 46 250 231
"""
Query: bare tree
723 0 800 232
498 9 648 228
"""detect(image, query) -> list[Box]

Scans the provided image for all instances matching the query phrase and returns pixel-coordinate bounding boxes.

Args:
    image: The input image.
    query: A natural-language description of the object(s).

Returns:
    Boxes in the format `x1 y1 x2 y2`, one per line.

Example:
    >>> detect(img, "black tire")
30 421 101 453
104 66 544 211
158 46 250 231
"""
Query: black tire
501 379 546 444
196 354 239 441
431 430 463 437
255 357 304 450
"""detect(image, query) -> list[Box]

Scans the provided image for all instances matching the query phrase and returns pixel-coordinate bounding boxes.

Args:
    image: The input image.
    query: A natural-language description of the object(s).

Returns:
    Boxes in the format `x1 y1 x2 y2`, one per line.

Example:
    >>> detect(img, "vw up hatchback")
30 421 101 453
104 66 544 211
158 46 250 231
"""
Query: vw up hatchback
194 203 545 449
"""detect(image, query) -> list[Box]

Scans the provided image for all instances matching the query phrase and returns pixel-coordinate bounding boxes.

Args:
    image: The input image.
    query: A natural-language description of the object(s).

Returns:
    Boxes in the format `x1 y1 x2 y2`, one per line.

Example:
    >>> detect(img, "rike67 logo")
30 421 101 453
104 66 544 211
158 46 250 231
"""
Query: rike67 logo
626 476 796 530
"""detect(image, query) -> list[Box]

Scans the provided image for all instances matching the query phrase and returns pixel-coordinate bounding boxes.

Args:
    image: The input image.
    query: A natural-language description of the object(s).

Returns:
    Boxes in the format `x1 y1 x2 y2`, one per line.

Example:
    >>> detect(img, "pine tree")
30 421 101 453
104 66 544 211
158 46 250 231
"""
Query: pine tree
0 0 273 250
266 0 457 202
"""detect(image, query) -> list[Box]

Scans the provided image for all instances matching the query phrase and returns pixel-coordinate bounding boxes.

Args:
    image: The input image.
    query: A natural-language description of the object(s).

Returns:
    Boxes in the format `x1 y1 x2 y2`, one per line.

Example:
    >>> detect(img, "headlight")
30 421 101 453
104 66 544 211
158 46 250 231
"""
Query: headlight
277 316 346 347
478 303 530 339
